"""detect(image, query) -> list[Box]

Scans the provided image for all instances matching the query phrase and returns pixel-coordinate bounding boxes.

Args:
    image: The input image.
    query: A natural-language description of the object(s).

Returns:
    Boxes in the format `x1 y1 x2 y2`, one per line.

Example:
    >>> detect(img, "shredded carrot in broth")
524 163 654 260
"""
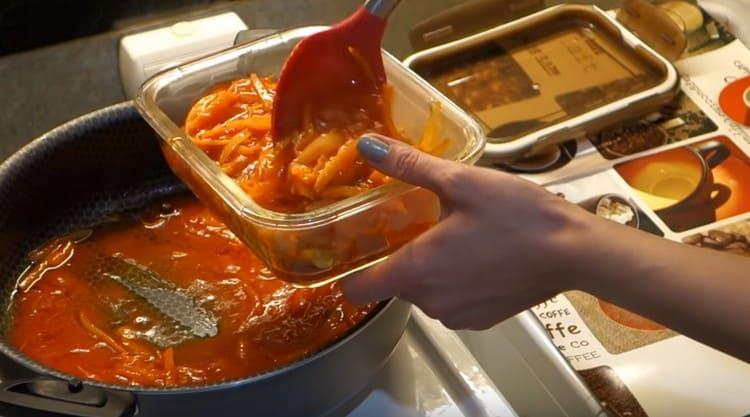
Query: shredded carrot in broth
9 198 373 387
163 347 176 384
185 66 447 214
78 310 128 354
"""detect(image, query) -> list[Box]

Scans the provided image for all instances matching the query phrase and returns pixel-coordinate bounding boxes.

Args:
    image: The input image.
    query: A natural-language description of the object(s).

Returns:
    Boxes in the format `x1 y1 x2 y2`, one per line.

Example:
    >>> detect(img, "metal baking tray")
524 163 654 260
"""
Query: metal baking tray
404 5 680 161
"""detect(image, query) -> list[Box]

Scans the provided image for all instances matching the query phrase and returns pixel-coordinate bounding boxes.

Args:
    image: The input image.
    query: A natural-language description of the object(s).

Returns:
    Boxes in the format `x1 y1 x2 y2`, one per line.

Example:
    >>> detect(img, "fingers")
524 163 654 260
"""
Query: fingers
341 217 459 305
341 238 436 305
446 289 552 331
441 302 516 331
357 134 462 199
339 246 409 305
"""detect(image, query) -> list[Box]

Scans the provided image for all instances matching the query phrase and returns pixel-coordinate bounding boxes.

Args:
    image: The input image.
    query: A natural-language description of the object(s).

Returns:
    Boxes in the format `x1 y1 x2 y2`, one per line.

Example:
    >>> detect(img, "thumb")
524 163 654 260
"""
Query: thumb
358 134 457 197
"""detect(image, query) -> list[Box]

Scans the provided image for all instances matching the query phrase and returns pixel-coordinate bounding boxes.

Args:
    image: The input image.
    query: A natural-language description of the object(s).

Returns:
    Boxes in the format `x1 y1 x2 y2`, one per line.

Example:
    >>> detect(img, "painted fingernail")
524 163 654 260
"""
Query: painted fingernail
357 136 389 162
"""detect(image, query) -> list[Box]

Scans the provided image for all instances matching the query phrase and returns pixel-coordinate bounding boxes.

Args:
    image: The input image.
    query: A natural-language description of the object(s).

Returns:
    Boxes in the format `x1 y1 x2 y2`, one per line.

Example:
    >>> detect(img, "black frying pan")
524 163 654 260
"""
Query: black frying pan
0 103 409 417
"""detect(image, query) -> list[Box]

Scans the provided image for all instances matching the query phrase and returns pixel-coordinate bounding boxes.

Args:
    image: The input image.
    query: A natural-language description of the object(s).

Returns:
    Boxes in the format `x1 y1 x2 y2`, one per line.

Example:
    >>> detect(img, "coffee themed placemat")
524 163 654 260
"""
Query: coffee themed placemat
517 3 750 417
563 291 677 355
589 92 719 160
683 219 750 256
615 135 750 232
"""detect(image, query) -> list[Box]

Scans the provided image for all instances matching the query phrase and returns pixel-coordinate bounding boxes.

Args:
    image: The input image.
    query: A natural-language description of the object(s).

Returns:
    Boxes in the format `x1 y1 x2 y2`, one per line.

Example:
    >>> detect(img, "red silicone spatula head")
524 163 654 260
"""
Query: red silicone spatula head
271 0 401 139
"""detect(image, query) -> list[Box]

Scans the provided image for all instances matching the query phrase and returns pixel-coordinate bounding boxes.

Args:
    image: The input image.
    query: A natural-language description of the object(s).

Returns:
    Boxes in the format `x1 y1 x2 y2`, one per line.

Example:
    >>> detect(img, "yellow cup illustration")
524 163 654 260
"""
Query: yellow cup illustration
618 140 730 213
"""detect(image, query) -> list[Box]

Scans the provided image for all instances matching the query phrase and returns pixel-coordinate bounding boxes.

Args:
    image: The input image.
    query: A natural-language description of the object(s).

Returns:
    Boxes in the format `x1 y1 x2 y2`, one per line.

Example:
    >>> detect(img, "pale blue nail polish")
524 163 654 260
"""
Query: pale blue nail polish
358 136 389 162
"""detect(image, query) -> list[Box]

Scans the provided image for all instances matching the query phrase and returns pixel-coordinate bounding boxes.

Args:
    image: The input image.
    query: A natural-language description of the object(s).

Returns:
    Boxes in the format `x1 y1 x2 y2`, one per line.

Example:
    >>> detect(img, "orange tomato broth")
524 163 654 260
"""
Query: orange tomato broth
9 197 374 387
184 72 449 213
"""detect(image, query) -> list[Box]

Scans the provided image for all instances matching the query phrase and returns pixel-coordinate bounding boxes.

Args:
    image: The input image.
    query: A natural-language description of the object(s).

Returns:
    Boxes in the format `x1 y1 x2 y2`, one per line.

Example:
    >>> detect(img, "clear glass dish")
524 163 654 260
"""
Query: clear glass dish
135 27 486 287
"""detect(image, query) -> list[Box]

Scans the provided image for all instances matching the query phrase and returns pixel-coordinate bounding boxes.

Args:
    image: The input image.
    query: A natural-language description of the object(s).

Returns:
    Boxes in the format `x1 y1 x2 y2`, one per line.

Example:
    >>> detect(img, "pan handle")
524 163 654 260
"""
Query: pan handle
0 378 135 417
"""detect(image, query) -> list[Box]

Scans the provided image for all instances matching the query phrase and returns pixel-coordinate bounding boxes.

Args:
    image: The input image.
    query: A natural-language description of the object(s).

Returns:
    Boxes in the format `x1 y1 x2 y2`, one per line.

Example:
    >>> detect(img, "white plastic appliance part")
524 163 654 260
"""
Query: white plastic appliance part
460 312 607 417
119 12 248 99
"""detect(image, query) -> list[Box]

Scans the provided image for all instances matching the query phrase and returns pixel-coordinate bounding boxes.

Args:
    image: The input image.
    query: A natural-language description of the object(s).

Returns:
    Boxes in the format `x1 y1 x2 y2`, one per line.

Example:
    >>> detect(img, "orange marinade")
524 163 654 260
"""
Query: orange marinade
9 197 373 387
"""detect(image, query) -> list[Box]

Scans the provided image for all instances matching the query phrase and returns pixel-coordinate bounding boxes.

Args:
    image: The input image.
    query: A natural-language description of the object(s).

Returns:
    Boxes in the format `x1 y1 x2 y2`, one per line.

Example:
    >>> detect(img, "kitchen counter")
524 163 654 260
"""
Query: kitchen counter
0 0 620 161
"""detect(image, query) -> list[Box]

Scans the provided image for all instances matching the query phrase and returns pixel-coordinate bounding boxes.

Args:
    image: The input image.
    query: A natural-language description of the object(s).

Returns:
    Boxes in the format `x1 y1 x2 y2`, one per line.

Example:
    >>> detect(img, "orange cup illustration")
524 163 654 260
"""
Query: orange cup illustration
617 140 731 231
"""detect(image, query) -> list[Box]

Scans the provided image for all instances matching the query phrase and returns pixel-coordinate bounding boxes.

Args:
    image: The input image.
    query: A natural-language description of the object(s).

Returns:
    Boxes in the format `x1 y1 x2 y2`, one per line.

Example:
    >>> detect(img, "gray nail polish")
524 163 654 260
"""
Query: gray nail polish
358 136 389 162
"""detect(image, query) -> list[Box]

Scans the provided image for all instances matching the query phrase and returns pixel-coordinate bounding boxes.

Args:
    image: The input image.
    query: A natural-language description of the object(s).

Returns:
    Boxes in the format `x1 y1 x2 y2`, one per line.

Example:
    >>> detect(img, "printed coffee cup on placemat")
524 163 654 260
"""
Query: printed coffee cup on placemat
619 140 730 218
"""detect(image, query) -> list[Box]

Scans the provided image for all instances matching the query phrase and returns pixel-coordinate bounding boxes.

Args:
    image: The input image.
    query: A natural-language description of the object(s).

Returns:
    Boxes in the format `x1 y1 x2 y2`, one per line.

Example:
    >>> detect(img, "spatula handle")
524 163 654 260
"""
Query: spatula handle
365 0 401 19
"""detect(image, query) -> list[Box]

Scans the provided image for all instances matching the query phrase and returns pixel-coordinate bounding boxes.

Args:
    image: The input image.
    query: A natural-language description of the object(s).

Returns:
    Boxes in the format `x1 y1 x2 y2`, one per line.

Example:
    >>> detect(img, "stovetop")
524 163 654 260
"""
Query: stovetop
336 310 516 417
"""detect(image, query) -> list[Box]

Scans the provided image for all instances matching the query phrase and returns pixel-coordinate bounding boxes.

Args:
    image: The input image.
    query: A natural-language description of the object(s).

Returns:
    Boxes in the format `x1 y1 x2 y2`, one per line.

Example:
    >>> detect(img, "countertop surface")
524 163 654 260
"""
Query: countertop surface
0 0 620 162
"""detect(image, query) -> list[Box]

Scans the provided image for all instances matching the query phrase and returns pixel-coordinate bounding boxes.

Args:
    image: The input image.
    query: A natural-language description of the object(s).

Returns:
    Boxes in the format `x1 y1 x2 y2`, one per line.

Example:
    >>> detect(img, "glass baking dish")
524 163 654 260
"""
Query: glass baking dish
404 4 680 161
135 27 485 287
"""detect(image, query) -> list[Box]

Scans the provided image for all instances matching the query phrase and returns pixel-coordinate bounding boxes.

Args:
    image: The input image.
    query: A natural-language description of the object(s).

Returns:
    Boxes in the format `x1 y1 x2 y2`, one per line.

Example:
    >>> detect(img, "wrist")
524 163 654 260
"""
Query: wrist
547 204 632 294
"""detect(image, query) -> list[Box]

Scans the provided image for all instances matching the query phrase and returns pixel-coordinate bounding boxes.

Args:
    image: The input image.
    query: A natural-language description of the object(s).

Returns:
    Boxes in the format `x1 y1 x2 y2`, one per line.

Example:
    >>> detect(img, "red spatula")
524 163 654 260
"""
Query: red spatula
271 0 401 139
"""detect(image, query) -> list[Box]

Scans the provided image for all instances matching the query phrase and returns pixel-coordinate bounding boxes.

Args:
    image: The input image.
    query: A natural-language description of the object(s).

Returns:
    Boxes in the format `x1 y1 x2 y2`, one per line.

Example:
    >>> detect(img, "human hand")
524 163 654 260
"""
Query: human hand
342 134 597 330
344 135 750 361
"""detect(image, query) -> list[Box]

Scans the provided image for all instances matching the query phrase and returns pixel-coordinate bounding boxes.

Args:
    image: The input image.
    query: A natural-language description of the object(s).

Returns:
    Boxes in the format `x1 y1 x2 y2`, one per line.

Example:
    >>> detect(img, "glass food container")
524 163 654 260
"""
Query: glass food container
135 27 485 287
404 5 680 161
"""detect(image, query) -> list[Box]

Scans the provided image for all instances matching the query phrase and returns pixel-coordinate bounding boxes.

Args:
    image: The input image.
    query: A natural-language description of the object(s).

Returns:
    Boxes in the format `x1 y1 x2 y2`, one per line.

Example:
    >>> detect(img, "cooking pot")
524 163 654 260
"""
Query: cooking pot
0 103 410 417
